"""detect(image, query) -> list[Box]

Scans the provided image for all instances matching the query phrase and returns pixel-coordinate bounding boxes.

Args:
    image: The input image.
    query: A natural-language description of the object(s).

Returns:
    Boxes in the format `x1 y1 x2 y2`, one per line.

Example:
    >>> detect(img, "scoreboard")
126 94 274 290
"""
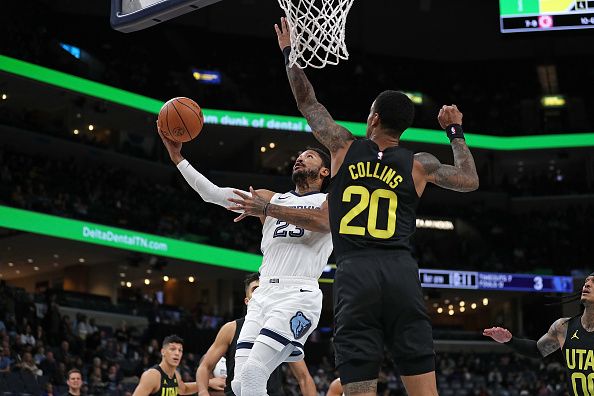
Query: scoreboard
419 269 574 293
500 0 594 33
320 266 574 293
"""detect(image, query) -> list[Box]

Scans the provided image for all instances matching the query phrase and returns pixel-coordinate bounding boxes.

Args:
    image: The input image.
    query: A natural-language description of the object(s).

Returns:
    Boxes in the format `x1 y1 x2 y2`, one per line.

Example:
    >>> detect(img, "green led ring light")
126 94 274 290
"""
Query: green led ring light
0 55 593 150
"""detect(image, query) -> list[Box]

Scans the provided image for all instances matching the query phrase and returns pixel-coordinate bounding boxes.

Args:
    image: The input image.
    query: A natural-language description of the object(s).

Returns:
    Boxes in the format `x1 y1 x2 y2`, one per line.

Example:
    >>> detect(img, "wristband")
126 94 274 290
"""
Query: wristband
445 124 465 141
282 46 291 66
263 202 271 217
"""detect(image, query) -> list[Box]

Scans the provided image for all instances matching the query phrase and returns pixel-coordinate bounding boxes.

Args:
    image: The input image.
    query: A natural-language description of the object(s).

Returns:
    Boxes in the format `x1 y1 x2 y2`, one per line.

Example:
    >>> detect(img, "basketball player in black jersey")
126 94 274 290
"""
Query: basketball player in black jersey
196 273 316 396
230 18 479 396
484 274 594 396
133 335 198 396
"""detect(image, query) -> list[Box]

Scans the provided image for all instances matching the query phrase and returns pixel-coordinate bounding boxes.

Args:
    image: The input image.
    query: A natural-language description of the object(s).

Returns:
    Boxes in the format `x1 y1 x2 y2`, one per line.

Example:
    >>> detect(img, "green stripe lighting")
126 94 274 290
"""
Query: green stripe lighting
0 205 262 272
1 54 593 150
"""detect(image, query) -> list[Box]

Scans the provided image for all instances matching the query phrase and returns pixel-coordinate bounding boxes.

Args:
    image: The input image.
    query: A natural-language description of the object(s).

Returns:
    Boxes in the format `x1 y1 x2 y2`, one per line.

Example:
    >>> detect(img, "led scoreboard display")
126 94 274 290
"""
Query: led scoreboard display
500 0 594 33
320 265 574 293
419 269 573 293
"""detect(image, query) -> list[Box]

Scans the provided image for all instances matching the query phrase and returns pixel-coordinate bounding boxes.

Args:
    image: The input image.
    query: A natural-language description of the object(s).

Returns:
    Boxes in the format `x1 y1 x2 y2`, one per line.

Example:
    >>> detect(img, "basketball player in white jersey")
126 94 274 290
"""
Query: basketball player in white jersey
158 129 332 396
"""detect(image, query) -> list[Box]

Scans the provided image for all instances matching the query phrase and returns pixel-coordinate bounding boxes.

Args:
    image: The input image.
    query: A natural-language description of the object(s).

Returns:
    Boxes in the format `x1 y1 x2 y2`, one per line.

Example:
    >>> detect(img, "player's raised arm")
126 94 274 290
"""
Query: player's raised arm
413 105 479 194
157 127 275 214
275 17 354 155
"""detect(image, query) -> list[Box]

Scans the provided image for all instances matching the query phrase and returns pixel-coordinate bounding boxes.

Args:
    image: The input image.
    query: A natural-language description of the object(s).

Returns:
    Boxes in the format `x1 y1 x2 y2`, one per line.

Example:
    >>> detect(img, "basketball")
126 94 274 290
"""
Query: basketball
158 97 204 143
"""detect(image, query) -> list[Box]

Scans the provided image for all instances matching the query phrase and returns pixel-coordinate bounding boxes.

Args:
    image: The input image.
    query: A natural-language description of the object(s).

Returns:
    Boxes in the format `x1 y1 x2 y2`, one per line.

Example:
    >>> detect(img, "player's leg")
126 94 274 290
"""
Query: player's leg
240 278 322 395
231 297 266 396
383 252 438 396
400 372 439 396
339 361 379 396
238 341 294 396
333 256 384 396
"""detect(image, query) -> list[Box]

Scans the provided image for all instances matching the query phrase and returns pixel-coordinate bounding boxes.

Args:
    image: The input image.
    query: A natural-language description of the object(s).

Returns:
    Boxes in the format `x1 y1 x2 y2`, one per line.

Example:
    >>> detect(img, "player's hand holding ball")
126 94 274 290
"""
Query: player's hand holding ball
157 97 204 164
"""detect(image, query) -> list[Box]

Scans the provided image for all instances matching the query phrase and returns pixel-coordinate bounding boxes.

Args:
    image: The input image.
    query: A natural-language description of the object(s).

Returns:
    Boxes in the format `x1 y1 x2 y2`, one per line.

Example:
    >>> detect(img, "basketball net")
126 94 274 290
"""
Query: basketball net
277 0 355 69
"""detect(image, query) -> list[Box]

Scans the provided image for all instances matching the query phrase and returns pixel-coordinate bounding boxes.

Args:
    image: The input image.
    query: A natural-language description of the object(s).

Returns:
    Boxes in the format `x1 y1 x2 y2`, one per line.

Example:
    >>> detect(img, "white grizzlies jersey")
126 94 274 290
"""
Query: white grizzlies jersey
260 191 333 279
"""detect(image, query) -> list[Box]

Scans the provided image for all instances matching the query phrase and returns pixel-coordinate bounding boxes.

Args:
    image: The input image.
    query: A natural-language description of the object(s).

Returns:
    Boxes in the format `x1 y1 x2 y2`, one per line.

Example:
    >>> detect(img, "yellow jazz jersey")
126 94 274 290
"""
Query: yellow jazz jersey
563 316 594 396
149 365 179 396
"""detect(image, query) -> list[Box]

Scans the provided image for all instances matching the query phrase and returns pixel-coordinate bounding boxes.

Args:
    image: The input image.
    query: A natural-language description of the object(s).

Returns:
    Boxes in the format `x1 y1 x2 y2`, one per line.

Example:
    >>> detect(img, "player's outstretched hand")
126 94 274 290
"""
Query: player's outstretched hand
157 122 184 164
275 17 291 50
483 327 512 343
228 187 269 222
437 105 463 129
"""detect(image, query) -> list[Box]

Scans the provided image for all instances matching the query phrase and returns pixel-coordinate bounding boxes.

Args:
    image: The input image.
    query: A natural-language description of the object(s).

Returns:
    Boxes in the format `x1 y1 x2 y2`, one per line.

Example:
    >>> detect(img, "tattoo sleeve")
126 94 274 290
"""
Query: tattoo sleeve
286 65 354 153
537 319 567 357
267 204 330 233
415 139 479 192
343 380 377 396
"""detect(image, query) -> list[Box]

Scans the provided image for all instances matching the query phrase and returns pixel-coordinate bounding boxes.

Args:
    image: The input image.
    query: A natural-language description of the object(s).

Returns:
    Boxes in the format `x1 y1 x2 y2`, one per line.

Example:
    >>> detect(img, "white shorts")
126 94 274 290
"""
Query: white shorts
236 276 322 362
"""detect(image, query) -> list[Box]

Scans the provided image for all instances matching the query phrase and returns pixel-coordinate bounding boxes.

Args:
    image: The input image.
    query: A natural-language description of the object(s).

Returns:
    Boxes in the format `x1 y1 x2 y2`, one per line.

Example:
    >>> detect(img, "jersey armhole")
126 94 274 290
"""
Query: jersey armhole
330 139 359 181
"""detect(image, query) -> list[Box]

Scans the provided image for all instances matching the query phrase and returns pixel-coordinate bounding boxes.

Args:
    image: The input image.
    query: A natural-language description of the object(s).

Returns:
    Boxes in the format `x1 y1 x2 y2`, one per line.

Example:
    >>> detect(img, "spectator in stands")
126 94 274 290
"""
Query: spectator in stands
43 300 62 345
88 318 98 335
34 345 46 365
16 351 42 376
36 324 47 346
42 382 55 396
40 350 58 379
76 314 90 341
89 365 104 390
0 346 12 372
56 340 72 365
19 324 36 347
66 368 83 396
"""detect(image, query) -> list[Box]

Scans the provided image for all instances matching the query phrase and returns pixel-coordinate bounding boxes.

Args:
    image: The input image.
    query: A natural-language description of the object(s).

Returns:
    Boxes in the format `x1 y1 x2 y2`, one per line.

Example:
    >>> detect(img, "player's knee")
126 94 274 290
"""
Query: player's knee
239 359 270 396
231 378 242 396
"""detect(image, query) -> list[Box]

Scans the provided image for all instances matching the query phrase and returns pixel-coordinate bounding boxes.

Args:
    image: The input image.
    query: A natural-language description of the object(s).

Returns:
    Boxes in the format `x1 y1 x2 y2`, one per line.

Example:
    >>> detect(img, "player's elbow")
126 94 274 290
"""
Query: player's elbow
468 176 480 192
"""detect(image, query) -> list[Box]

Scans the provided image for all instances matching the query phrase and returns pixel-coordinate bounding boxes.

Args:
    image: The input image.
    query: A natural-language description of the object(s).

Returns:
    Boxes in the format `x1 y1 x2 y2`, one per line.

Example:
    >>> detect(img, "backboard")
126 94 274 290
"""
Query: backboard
110 0 223 33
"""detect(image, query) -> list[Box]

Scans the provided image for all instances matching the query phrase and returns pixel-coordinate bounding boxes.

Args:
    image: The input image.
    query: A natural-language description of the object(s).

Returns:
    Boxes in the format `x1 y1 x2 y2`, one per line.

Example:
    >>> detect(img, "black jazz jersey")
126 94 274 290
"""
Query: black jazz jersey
149 365 178 396
563 316 594 395
328 139 419 258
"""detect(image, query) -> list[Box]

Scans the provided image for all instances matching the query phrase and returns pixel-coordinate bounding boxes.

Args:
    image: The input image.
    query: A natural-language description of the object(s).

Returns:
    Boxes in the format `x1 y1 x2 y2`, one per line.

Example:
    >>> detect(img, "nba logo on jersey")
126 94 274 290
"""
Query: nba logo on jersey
290 311 312 339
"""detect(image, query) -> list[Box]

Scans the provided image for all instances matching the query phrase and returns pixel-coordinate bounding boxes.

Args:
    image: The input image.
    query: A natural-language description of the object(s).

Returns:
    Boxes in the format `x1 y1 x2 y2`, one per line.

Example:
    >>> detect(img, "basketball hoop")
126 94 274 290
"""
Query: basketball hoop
277 0 355 69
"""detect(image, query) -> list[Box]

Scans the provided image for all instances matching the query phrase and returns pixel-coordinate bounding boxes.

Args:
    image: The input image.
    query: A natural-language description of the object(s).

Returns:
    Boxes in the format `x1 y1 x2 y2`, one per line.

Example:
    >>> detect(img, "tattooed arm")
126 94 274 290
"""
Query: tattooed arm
413 139 479 194
275 18 354 157
483 318 568 358
537 318 569 356
413 105 479 195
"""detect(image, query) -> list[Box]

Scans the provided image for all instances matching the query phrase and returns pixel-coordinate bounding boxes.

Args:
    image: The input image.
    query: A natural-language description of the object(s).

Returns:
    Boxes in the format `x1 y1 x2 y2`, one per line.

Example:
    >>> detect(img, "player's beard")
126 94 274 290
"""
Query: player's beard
292 167 320 190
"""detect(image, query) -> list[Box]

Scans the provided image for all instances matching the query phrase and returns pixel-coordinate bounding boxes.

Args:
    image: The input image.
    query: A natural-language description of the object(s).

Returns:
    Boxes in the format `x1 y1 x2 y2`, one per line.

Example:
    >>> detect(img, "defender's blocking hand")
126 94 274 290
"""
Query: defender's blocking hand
275 17 291 50
438 105 463 129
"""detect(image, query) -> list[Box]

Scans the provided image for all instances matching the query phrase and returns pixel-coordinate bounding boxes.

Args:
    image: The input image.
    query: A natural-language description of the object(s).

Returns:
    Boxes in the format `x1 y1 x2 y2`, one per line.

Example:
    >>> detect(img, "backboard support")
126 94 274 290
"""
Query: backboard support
111 0 223 33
